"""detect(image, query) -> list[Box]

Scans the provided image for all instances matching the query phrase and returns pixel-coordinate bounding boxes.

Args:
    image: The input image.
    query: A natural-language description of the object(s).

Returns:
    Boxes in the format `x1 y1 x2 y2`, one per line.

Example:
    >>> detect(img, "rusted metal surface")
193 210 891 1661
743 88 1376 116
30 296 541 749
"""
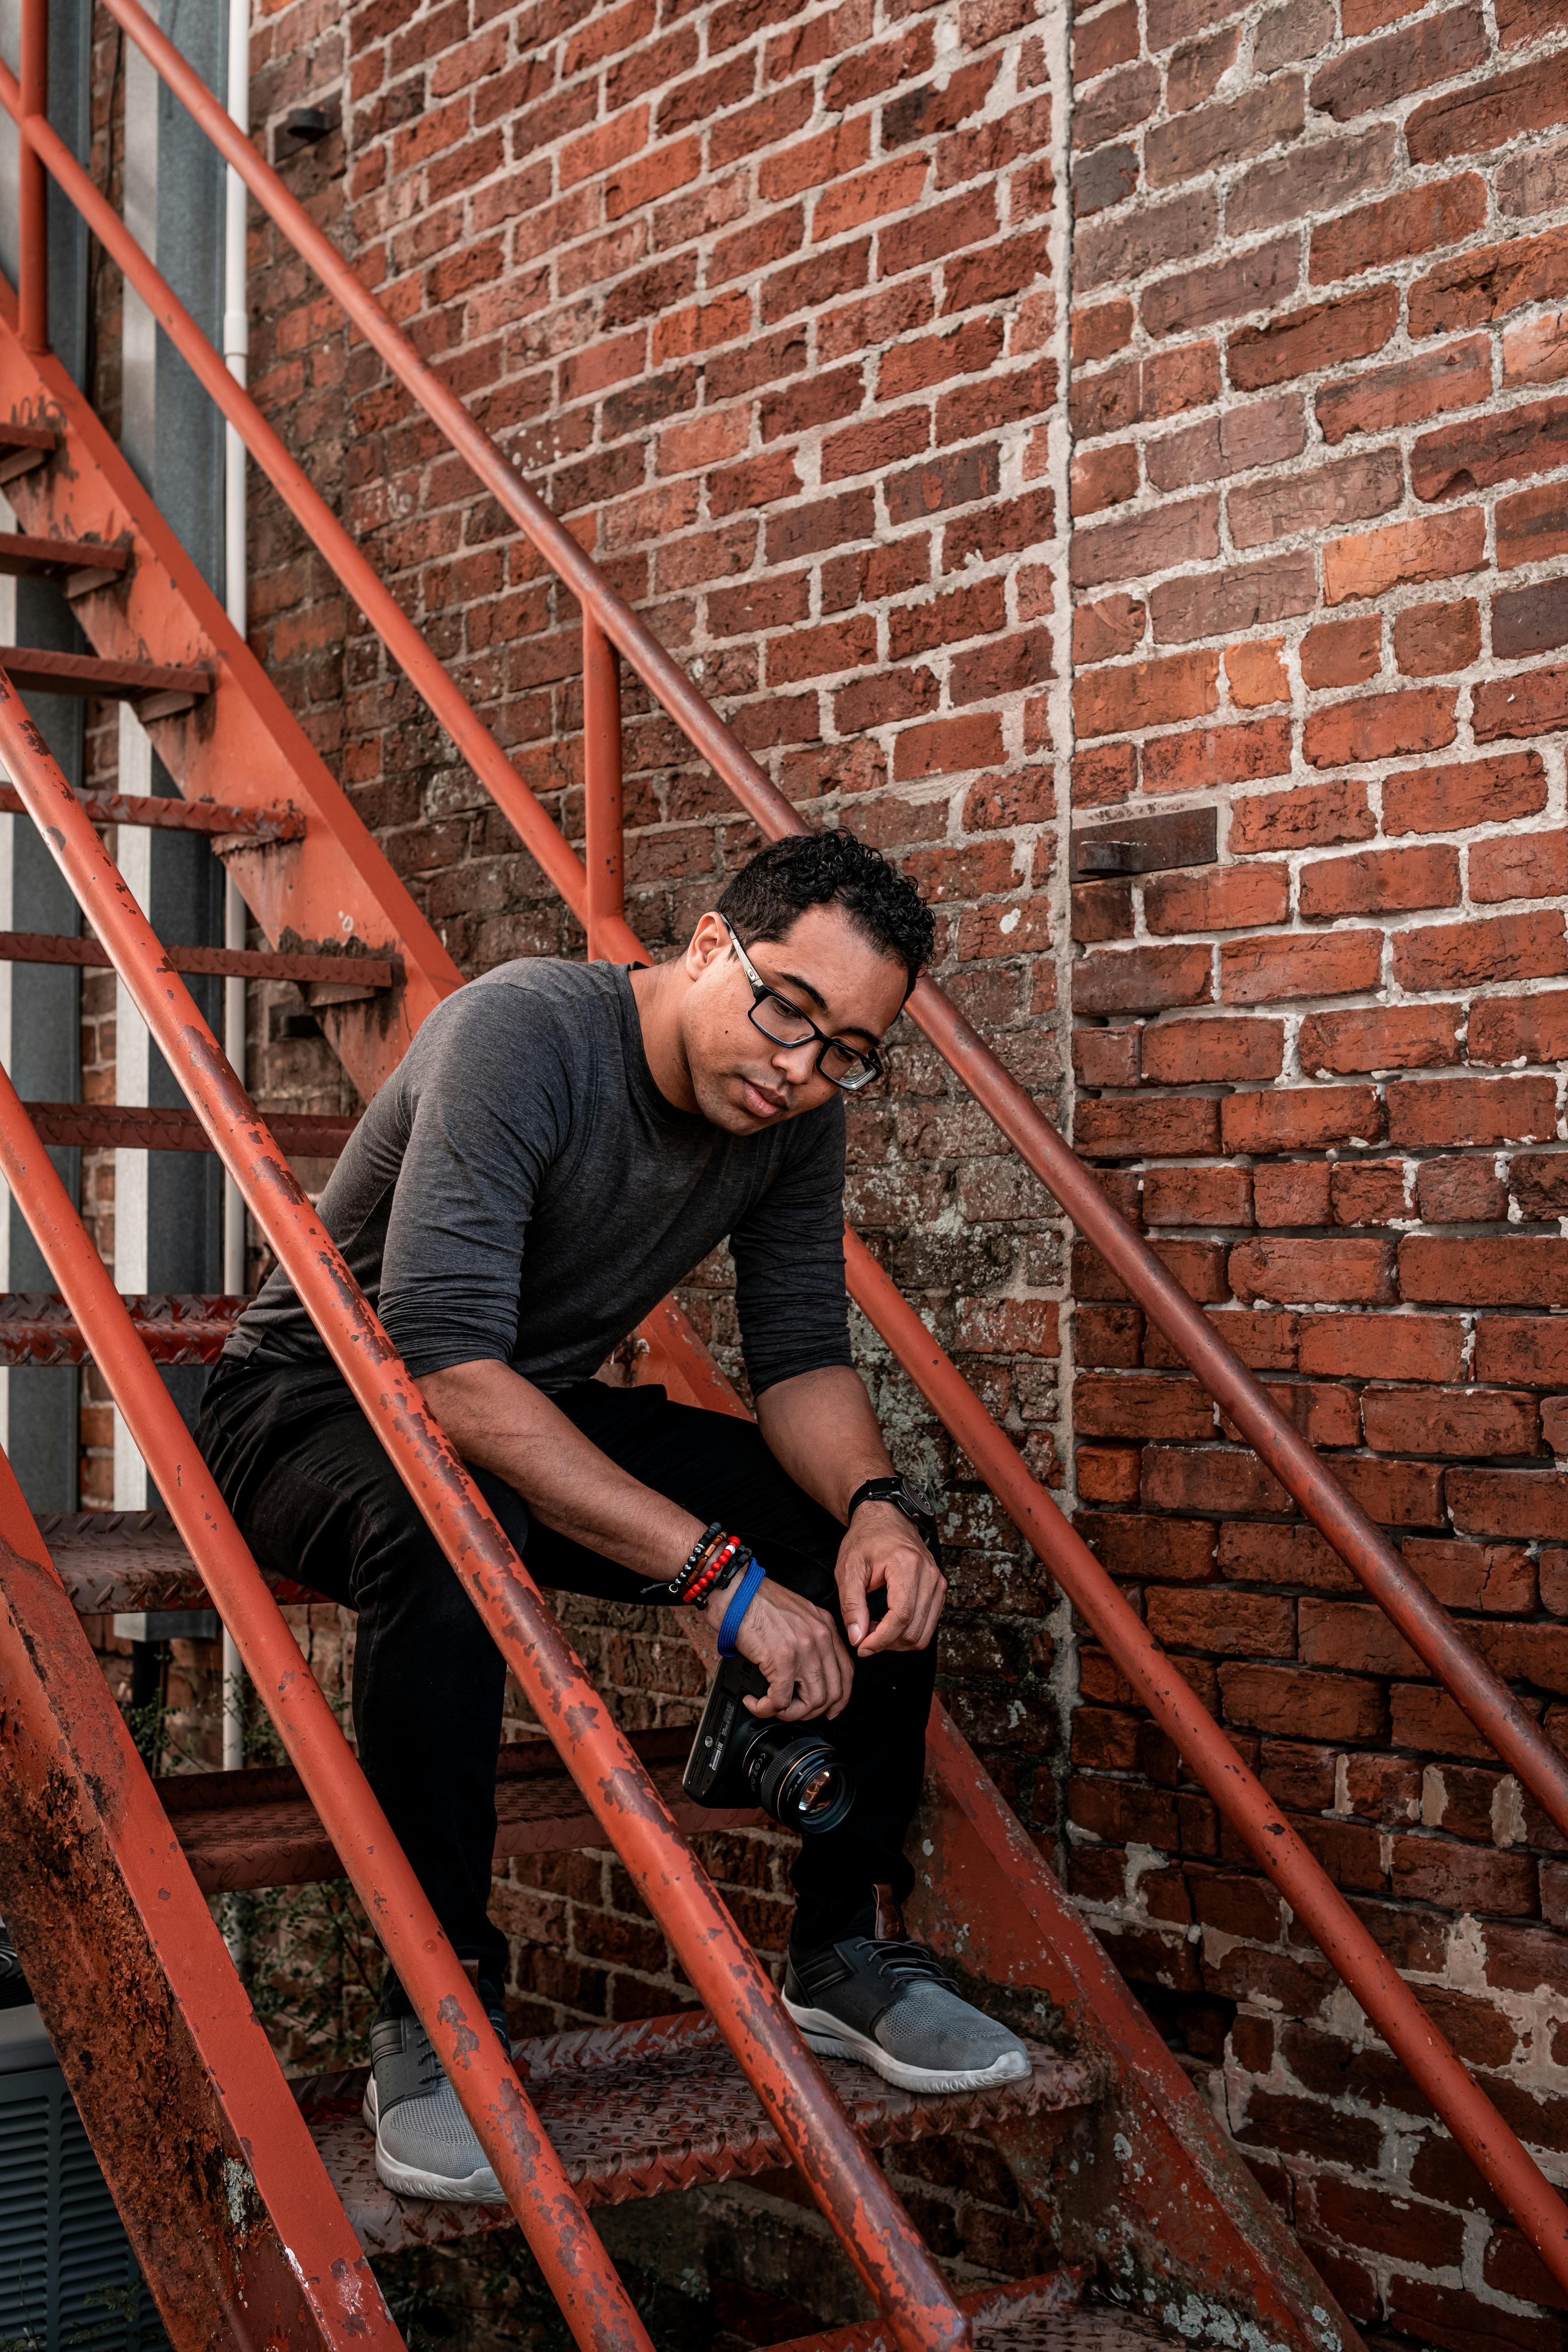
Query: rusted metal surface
0 1451 404 2350
23 1099 354 1154
583 612 624 962
0 927 395 986
912 1707 1365 2352
848 1238 1568 2300
762 2283 1187 2352
0 1288 240 1365
37 1507 319 1614
0 1074 660 2352
0 642 209 699
16 0 43 354
295 2010 1097 2254
160 1729 762 1895
0 780 306 838
0 527 130 578
0 674 969 2352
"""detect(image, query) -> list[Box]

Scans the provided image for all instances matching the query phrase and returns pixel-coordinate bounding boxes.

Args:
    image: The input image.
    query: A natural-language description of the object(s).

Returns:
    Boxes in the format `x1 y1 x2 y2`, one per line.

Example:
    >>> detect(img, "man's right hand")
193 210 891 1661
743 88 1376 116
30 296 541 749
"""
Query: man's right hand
704 1576 854 1722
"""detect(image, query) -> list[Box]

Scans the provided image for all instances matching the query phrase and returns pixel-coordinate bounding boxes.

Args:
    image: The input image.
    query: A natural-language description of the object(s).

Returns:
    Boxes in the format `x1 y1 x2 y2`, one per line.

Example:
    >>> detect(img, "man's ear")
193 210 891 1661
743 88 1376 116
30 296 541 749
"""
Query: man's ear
684 911 730 978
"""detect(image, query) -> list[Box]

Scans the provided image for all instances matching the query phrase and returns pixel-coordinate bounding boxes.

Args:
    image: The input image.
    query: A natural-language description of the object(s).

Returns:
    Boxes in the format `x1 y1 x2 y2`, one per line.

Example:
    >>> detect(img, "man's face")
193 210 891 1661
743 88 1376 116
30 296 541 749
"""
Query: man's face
679 903 909 1135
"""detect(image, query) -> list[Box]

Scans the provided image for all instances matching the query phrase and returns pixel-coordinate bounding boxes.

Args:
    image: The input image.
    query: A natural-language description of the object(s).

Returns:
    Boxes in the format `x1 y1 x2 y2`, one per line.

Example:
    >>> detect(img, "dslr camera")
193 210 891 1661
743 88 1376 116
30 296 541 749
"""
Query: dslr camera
683 1655 854 1835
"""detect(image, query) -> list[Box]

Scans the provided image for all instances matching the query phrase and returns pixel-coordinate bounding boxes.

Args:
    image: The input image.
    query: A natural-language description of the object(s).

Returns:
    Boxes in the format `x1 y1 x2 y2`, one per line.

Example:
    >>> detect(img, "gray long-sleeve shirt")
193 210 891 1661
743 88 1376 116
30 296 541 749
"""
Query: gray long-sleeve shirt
225 958 852 1396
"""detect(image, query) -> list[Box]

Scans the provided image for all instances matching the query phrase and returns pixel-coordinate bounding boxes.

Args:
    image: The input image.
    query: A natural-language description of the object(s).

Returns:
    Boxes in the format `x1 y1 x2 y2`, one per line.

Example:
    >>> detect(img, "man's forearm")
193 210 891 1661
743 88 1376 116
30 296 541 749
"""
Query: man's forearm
754 1364 892 1522
419 1357 702 1579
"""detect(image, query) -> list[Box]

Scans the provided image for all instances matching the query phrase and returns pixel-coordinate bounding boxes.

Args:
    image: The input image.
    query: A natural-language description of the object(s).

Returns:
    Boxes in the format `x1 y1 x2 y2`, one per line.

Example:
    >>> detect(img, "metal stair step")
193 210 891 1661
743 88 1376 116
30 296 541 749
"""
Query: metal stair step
0 642 211 716
0 1291 242 1367
765 2282 1206 2350
156 1730 759 1894
0 781 305 840
25 1103 355 1156
293 2008 1104 2256
0 528 131 592
35 1509 316 1615
0 422 57 483
0 929 396 989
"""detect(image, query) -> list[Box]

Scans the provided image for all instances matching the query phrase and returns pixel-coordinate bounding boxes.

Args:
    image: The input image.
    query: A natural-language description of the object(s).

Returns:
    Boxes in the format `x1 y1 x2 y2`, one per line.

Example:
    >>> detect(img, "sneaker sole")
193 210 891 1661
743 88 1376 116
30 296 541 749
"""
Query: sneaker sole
362 2078 507 2204
782 1998 1032 2095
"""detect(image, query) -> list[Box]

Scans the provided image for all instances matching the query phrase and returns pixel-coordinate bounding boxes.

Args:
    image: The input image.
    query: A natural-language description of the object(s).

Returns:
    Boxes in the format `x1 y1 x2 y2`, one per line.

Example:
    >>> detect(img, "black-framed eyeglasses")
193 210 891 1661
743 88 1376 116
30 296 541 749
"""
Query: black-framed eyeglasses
722 919 884 1094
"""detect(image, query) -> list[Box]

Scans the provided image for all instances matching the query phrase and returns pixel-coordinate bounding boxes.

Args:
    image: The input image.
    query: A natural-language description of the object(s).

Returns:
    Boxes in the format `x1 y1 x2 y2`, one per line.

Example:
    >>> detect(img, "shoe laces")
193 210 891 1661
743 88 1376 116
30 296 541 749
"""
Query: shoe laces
859 1935 957 1991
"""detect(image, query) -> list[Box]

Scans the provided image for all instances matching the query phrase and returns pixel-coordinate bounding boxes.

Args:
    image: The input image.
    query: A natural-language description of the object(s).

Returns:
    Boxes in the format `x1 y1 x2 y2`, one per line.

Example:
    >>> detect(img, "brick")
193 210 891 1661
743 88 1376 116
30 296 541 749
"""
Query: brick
1393 598 1480 677
1076 188 1218 293
1408 49 1568 166
1076 0 1141 82
1251 1160 1333 1223
1078 1511 1218 1581
1454 1469 1568 1544
1073 650 1220 739
1075 1374 1216 1440
1076 942 1214 1014
1302 686 1457 766
1071 495 1221 590
1310 175 1486 284
1075 595 1146 664
1143 718 1293 795
1167 24 1243 112
1298 843 1460 921
1324 511 1483 605
1364 1385 1540 1459
1222 1083 1384 1151
1220 1522 1356 1590
1308 9 1487 122
1411 223 1568 338
1071 443 1140 519
1229 449 1402 549
1496 481 1568 573
1472 829 1568 903
1470 990 1568 1066
1075 1096 1224 1155
892 715 1005 778
1220 1661 1385 1741
1415 1156 1509 1221
1147 396 1305 494
1229 122 1396 239
1147 1588 1295 1656
1142 1444 1294 1516
1298 1003 1461 1073
1392 909 1568 992
1219 928 1384 1003
1145 863 1289 933
1298 1597 1419 1677
1414 398 1568 507
1073 298 1136 363
1401 1236 1568 1307
1143 238 1300 339
1073 60 1162 152
1072 342 1222 440
1493 577 1568 660
1299 1311 1465 1381
1405 1536 1535 1612
1228 287 1398 391
1502 304 1568 393
1146 80 1306 189
1301 614 1381 687
1078 1446 1145 1505
1230 1237 1397 1304
1073 740 1139 806
1230 779 1373 853
1330 1159 1409 1225
884 443 1000 526
1382 751 1548 836
1227 640 1290 706
1141 1017 1284 1082
1143 1163 1254 1224
1514 1154 1568 1218
1316 334 1491 445
1150 555 1316 645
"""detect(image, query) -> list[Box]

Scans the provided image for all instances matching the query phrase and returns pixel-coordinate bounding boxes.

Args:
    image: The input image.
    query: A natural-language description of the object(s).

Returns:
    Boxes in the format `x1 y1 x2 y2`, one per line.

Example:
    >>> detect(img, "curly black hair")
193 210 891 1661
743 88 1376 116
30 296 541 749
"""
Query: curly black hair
715 829 935 993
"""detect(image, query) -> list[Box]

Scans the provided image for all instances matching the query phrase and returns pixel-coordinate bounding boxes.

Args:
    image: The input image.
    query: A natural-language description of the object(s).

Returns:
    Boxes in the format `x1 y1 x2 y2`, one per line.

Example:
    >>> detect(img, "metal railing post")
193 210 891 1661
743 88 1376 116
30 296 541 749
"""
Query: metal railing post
17 0 46 353
583 610 624 962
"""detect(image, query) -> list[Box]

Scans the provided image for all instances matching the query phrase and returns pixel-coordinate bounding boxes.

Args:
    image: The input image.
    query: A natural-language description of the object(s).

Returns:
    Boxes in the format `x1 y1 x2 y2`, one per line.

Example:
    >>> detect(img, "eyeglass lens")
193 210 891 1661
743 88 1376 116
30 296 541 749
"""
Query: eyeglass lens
750 993 876 1087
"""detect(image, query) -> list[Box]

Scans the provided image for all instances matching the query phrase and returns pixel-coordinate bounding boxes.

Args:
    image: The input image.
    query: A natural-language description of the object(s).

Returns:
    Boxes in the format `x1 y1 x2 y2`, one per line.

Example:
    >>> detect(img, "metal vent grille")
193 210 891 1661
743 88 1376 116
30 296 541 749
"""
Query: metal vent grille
0 2059 167 2349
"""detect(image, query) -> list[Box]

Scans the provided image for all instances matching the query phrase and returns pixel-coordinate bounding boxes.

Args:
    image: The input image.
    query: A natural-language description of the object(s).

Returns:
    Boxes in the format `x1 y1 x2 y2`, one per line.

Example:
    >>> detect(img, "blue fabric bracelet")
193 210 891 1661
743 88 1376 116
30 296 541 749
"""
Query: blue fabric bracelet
716 1558 766 1657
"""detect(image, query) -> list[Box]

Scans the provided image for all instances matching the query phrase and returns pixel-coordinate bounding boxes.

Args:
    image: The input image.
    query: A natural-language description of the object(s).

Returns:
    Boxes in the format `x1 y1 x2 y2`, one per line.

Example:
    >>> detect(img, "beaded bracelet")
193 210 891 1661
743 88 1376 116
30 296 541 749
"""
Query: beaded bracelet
644 1524 753 1607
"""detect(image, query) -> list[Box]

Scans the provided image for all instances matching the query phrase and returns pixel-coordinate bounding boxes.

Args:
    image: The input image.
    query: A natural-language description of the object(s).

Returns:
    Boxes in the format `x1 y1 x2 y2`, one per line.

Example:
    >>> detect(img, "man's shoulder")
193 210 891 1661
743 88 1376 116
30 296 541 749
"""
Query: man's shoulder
420 958 622 1051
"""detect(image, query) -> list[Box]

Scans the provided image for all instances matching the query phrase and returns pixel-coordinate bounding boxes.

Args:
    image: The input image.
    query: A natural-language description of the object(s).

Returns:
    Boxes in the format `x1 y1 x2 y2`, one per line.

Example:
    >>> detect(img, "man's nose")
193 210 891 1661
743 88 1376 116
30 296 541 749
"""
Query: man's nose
771 1039 819 1085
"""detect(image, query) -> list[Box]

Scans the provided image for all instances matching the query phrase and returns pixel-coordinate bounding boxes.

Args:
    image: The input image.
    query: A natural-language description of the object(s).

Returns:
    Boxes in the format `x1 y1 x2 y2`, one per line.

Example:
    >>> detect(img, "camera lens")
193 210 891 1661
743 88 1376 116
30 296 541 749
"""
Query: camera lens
741 1725 855 1835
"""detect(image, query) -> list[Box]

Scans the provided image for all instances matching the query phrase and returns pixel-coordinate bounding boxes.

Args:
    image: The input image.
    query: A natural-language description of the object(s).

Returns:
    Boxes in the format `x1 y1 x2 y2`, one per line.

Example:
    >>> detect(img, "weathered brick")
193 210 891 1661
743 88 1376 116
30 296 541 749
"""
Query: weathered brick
1075 1095 1224 1155
1076 942 1215 1014
1408 48 1568 166
1382 750 1548 836
1470 990 1568 1068
1413 398 1568 505
1298 843 1461 921
1229 449 1402 548
1228 287 1398 391
1401 1236 1568 1307
1141 1016 1284 1082
1299 1311 1465 1382
1073 649 1221 739
1144 863 1289 933
1324 510 1484 605
1222 1083 1384 1150
1143 1162 1254 1224
1411 222 1568 338
1072 495 1221 590
1471 829 1568 904
1072 341 1223 439
1308 9 1487 123
1146 79 1306 188
1075 1374 1215 1440
1392 909 1568 992
1317 334 1491 445
1228 122 1396 239
1302 686 1457 766
1220 1661 1386 1741
1230 779 1373 852
1149 553 1316 643
1310 175 1486 285
1392 598 1480 677
1076 188 1218 293
1143 237 1300 339
1230 1236 1397 1304
1298 1003 1461 1072
1143 717 1293 794
1494 482 1568 572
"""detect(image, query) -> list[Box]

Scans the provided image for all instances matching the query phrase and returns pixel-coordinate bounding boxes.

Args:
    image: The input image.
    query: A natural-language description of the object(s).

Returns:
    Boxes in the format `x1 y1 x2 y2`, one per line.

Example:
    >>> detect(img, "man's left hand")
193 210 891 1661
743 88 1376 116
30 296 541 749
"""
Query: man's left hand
836 1501 946 1657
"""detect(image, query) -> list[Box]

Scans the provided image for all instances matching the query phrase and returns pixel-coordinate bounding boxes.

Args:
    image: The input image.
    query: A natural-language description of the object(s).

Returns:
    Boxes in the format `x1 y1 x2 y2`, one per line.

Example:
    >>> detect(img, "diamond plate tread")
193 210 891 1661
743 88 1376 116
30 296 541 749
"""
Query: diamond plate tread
155 1733 761 1894
37 1509 319 1615
763 2277 1228 2351
296 2007 1104 2256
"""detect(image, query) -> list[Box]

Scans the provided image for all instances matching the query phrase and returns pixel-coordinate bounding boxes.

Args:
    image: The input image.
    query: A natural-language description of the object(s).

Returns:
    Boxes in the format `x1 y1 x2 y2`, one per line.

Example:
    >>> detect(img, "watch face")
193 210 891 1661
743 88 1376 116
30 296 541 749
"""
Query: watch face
897 1478 937 1519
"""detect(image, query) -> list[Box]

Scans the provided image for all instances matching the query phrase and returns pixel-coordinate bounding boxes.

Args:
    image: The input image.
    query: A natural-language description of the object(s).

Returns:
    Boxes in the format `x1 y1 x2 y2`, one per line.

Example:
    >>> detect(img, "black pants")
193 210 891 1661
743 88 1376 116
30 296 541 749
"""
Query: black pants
195 1356 936 1993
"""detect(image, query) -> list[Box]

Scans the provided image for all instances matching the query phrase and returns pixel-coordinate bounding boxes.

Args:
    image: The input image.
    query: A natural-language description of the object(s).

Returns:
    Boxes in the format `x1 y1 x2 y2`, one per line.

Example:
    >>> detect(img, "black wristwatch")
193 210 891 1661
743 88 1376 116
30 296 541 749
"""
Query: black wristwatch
847 1475 941 1560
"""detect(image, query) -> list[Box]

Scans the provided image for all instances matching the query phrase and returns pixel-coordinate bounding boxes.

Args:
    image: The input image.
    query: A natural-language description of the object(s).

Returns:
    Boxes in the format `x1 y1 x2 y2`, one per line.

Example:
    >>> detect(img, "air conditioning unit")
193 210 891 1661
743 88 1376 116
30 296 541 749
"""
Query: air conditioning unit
0 1997 169 2349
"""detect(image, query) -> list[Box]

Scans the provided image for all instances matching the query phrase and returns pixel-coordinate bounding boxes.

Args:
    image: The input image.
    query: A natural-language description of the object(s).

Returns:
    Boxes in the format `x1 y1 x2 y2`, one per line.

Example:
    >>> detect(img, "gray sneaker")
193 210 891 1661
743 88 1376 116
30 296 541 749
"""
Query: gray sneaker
362 2010 509 2202
783 1933 1031 2095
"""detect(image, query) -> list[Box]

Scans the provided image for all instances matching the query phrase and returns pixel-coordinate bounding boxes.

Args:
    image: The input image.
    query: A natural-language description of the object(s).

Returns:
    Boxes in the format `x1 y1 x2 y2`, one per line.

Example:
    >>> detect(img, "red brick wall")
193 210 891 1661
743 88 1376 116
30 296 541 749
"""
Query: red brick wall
193 0 1568 2336
1068 0 1568 2339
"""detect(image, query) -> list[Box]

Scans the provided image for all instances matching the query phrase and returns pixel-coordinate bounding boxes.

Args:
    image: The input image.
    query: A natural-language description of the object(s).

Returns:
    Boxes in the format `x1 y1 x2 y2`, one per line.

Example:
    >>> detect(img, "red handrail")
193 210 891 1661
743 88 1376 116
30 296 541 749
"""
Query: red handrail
0 671 968 2352
39 6 1568 1861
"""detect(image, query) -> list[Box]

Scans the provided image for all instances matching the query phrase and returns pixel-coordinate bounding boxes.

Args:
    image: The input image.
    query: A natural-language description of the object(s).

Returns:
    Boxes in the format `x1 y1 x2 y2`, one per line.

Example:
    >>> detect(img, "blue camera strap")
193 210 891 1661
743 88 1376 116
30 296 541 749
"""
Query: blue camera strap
716 1558 766 1657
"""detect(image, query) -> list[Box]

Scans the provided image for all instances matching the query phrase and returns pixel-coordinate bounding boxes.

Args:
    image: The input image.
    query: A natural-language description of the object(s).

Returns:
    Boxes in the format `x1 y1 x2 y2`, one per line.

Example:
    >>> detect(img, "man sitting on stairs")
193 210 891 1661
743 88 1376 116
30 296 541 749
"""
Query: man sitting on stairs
197 828 1030 2204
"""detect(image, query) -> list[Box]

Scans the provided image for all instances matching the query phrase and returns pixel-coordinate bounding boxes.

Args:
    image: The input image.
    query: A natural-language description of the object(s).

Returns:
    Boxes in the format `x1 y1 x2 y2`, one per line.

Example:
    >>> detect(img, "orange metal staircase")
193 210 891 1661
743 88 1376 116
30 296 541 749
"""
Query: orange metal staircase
0 2 1561 2348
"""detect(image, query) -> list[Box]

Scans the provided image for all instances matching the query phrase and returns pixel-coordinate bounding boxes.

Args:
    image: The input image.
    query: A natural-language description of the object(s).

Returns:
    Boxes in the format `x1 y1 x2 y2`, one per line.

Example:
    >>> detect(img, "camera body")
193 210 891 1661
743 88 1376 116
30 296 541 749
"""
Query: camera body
683 1655 855 1835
